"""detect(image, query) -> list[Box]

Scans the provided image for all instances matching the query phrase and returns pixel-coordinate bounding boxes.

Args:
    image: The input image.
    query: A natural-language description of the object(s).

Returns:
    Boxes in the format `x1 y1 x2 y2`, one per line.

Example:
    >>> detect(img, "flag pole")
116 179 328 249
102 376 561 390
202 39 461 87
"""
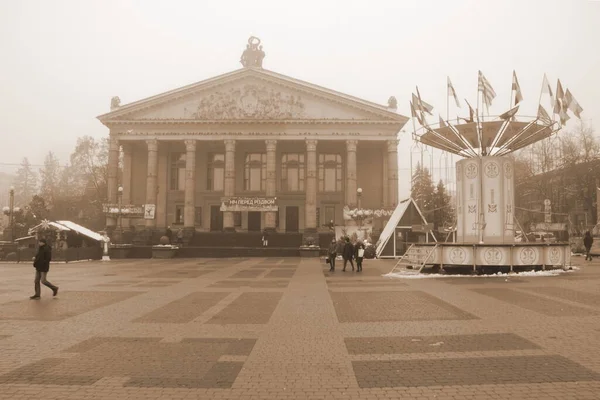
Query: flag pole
537 74 545 107
446 77 450 122
509 71 515 110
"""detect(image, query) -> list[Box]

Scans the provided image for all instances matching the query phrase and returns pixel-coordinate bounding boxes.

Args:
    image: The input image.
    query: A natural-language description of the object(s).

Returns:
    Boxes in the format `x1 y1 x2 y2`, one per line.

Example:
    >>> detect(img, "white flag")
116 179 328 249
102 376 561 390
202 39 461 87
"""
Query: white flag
541 73 554 107
447 77 460 108
564 89 583 119
554 80 565 114
415 87 434 115
537 105 553 125
478 70 496 107
512 70 523 105
499 105 519 120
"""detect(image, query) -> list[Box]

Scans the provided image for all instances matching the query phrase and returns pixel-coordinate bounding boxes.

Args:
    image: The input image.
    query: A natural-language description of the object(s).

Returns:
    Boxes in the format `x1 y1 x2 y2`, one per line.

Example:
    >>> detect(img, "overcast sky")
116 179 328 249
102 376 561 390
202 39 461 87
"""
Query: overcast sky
1 0 598 198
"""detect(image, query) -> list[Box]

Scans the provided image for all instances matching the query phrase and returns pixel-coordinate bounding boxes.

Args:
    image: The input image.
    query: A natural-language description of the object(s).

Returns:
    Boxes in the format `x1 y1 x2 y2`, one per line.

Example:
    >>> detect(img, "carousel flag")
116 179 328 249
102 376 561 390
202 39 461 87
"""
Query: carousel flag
447 77 460 107
541 73 554 106
464 99 476 122
512 70 523 105
564 89 583 119
499 105 519 120
537 105 553 125
554 79 565 114
478 70 497 107
415 87 434 115
410 101 424 125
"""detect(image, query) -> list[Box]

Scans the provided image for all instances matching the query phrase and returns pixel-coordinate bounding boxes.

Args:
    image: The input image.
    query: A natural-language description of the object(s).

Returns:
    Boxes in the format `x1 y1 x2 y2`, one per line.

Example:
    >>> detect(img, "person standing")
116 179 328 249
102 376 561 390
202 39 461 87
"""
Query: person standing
355 241 365 272
165 226 173 244
30 238 58 300
176 228 184 246
583 231 594 261
342 237 355 272
262 230 269 247
327 239 337 272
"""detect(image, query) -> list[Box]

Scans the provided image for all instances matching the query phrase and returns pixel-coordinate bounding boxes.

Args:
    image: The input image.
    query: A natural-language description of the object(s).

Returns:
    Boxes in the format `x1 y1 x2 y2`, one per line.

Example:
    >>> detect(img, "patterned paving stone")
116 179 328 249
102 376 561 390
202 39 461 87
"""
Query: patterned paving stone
264 269 295 279
472 288 600 316
331 291 477 322
0 291 141 321
442 277 528 284
229 269 265 279
210 280 289 288
0 337 254 388
524 287 600 306
134 280 181 288
206 292 282 324
352 355 600 387
134 292 230 323
345 333 540 354
327 280 406 287
140 269 213 279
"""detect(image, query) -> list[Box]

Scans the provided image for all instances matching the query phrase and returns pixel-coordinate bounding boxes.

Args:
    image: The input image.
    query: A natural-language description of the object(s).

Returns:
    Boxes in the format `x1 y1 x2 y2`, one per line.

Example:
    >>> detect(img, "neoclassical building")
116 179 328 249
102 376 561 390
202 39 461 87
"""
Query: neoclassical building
98 41 408 241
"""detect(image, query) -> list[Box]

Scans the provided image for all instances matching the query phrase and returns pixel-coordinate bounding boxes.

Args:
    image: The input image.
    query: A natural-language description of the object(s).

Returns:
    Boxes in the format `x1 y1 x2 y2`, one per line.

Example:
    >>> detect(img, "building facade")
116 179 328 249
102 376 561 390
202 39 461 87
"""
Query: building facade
98 51 408 239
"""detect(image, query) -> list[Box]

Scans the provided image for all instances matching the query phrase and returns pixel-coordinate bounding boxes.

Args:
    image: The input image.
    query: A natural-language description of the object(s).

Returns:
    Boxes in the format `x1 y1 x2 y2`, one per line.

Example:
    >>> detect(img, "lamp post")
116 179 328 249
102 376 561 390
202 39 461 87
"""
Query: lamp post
117 186 123 243
2 186 22 242
356 187 363 230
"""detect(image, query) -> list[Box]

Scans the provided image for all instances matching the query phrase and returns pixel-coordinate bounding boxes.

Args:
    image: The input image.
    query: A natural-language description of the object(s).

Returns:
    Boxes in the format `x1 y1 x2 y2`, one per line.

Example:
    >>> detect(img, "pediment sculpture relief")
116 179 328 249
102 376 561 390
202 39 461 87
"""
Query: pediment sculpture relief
186 84 306 120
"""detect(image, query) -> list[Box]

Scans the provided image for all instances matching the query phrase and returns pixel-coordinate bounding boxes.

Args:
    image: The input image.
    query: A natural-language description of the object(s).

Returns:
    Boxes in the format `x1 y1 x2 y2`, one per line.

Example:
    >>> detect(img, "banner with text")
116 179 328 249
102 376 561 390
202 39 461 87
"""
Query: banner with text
102 204 145 218
220 197 278 212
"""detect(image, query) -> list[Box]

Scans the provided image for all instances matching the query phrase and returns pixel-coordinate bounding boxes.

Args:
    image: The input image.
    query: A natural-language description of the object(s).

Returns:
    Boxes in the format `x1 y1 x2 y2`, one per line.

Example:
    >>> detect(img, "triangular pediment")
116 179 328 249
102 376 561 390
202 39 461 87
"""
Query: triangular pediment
98 68 407 124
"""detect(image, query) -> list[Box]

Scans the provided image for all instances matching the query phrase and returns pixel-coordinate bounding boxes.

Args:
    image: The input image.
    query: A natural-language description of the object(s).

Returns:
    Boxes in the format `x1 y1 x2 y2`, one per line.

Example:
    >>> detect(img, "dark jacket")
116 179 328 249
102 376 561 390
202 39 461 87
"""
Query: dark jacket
336 240 344 254
33 244 52 272
583 234 593 249
328 243 337 256
354 243 366 259
342 242 354 260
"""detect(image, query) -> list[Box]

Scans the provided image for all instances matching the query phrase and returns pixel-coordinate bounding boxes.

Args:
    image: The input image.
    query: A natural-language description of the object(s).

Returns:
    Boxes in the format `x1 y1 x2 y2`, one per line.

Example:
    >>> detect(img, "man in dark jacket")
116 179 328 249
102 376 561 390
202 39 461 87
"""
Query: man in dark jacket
583 231 594 261
30 238 59 299
327 239 337 272
342 237 355 272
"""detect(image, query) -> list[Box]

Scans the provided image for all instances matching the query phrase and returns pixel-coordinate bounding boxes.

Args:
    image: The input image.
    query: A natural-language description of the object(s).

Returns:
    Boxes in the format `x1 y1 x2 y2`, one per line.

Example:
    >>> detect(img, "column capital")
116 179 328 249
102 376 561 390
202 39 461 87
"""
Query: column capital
224 139 236 152
146 139 158 151
121 142 133 153
305 139 318 152
265 139 277 151
387 139 399 152
346 140 358 151
184 139 196 152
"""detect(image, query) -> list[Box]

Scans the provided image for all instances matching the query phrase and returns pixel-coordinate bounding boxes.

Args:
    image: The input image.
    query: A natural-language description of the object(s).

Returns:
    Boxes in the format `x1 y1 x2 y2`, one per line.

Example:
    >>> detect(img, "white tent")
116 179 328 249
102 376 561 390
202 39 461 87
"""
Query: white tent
375 198 435 258
28 220 105 242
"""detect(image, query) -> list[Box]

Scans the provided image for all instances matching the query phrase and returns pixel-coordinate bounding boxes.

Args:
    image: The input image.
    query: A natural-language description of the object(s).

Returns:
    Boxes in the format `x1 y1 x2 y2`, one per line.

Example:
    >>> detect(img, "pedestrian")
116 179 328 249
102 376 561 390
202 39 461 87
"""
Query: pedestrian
342 237 355 272
30 238 58 300
165 226 173 244
262 230 269 247
355 241 365 272
176 228 184 246
327 239 337 272
583 231 594 261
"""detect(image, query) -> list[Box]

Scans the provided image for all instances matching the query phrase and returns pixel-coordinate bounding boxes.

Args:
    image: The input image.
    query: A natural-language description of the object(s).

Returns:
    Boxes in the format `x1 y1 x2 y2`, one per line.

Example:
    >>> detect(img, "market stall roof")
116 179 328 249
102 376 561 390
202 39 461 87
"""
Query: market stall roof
56 221 105 242
29 221 71 234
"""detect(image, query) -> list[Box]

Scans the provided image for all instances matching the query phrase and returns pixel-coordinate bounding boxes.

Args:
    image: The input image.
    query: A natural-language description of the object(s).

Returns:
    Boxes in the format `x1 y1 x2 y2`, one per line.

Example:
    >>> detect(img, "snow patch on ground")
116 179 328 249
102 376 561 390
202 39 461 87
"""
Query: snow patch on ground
384 266 580 279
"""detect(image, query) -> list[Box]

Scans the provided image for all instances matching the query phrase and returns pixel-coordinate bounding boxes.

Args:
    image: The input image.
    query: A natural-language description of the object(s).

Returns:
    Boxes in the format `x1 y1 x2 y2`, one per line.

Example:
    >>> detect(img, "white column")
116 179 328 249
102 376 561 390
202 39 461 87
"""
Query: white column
387 139 399 207
223 139 236 231
382 143 389 208
305 139 318 231
145 139 158 228
265 139 277 230
121 143 133 228
106 136 119 229
346 140 358 207
183 139 196 229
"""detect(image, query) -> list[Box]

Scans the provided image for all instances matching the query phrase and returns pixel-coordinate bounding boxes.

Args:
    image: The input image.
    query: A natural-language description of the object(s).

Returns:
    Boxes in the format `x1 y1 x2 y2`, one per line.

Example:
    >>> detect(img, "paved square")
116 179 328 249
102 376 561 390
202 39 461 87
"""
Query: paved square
1 258 600 399
330 290 477 322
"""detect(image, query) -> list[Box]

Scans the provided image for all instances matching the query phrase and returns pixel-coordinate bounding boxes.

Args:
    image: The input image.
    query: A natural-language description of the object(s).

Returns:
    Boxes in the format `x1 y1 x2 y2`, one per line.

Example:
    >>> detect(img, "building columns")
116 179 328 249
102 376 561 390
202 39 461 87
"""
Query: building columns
346 140 358 207
387 139 399 207
305 139 318 231
223 139 236 231
106 136 119 229
265 139 277 231
121 143 133 228
145 139 159 228
183 140 196 229
382 144 389 208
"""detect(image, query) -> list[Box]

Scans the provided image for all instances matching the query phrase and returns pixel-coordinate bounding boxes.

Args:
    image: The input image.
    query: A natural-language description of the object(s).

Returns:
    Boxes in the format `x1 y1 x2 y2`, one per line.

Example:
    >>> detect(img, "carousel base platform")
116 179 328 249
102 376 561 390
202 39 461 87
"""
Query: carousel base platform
395 242 571 273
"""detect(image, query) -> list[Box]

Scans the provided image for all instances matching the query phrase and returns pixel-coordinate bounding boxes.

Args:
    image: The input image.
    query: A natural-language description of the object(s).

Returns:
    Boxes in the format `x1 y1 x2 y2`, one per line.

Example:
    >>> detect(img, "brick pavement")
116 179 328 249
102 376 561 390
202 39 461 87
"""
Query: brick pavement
0 257 599 399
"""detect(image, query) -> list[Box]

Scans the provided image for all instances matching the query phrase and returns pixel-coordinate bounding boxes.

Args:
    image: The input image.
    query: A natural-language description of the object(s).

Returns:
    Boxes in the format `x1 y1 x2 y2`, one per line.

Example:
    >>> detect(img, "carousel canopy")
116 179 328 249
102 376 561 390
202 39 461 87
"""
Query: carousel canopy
28 220 104 242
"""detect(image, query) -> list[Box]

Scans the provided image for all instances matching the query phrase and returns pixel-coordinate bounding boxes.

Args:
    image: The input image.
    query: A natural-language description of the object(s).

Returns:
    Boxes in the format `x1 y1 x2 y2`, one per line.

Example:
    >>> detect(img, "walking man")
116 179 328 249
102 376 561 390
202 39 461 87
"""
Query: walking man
30 238 58 299
342 237 355 272
355 240 365 272
583 231 594 261
327 239 337 272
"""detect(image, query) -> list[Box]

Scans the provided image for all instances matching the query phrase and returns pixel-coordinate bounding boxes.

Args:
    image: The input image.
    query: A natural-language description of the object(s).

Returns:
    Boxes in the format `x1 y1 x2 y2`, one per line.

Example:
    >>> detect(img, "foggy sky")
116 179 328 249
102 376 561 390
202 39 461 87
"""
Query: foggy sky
1 0 598 198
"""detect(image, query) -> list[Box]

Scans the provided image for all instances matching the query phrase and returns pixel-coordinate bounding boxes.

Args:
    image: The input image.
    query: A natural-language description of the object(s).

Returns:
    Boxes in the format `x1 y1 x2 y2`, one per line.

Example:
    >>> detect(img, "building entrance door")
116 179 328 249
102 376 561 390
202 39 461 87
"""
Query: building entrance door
248 211 261 232
210 205 223 232
286 206 299 232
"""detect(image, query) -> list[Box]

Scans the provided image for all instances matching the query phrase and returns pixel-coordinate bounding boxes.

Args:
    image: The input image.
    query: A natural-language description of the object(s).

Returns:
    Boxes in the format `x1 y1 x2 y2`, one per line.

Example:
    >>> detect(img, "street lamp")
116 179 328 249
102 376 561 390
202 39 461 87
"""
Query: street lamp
2 186 22 242
357 187 363 210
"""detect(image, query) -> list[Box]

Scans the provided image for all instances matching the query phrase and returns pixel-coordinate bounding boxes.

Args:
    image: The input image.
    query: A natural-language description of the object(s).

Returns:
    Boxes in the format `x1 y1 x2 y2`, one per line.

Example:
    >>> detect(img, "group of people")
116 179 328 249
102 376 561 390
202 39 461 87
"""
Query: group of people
165 226 184 246
327 236 365 272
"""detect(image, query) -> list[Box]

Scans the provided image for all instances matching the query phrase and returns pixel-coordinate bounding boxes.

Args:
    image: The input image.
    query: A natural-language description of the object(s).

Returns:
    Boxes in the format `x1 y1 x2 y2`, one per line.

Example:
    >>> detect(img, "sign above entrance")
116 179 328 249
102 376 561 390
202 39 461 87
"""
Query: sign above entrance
220 197 278 212
102 204 145 218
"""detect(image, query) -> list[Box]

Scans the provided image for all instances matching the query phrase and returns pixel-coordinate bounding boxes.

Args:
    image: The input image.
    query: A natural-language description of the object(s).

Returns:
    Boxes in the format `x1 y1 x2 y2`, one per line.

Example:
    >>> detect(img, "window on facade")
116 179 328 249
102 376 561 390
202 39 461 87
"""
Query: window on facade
175 205 184 224
170 153 186 191
234 211 242 227
324 206 335 225
318 154 342 192
195 207 202 226
244 153 266 191
207 153 225 191
281 153 305 192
